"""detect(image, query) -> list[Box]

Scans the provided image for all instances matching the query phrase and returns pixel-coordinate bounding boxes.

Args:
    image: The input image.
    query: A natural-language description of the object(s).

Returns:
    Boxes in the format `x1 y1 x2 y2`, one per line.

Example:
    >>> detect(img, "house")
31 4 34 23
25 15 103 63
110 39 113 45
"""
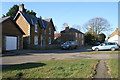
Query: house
108 28 120 45
54 33 61 39
14 4 55 49
0 16 25 51
60 25 84 46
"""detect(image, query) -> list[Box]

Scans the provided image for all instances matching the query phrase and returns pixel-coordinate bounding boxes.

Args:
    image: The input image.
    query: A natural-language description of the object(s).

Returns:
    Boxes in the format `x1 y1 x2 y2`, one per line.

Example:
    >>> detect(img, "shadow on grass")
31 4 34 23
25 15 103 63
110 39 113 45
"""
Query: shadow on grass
2 62 46 71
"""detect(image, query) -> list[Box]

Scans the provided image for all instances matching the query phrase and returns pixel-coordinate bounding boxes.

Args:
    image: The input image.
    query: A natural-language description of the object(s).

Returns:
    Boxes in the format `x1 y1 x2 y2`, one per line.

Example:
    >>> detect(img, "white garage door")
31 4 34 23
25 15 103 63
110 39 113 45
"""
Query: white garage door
6 36 17 50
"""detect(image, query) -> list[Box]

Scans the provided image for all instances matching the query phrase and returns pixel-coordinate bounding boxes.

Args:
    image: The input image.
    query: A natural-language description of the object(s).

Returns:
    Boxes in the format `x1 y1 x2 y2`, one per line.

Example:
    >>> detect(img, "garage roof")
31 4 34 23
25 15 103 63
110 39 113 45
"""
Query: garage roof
0 16 25 35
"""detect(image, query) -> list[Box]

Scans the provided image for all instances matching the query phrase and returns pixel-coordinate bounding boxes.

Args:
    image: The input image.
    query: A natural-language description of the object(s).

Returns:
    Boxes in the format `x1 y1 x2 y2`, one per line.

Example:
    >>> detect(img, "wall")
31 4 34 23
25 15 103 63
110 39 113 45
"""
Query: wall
16 14 30 37
108 35 120 45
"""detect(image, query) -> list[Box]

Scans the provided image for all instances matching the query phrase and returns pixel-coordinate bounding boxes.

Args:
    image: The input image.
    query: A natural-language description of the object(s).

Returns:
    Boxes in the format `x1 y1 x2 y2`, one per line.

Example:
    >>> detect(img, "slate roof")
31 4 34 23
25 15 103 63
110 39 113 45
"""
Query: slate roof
61 28 84 34
0 16 11 23
0 16 25 35
14 11 55 30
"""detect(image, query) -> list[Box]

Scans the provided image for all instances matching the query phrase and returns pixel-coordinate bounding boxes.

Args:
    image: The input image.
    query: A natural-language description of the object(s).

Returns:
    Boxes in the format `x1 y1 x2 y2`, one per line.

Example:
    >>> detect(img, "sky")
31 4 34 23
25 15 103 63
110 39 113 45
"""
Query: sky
1 2 118 38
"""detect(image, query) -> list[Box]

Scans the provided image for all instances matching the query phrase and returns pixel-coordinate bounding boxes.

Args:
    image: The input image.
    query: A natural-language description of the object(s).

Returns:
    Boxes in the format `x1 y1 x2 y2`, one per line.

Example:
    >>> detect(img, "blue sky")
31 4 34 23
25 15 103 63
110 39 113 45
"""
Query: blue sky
1 2 118 37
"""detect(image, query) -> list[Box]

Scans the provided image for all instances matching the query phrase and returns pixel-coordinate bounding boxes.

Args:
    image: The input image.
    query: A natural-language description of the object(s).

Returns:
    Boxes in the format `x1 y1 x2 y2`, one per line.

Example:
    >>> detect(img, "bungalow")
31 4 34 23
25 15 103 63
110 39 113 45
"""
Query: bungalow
61 25 84 46
108 28 120 45
0 16 25 52
14 4 55 49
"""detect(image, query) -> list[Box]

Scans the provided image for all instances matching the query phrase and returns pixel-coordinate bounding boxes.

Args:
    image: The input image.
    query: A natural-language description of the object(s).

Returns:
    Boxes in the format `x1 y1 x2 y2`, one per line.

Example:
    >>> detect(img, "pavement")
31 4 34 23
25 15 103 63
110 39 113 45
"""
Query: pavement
1 46 119 65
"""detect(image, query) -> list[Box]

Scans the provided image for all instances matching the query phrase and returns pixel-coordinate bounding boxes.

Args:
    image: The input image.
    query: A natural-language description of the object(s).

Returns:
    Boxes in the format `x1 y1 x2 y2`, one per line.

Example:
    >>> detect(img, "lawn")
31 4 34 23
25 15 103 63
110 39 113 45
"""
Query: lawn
106 59 119 78
107 51 120 54
2 59 99 78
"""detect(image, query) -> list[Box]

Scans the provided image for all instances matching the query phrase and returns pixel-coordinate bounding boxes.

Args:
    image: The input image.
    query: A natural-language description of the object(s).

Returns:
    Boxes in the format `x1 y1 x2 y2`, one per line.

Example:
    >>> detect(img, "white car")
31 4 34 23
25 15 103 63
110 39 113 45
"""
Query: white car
92 42 119 51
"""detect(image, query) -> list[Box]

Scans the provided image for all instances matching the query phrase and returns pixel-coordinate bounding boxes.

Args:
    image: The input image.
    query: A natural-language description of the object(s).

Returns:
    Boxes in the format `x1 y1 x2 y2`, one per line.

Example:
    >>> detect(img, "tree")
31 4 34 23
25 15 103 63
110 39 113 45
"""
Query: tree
83 17 111 35
84 32 96 45
72 24 81 30
2 4 36 18
4 5 19 18
98 33 106 43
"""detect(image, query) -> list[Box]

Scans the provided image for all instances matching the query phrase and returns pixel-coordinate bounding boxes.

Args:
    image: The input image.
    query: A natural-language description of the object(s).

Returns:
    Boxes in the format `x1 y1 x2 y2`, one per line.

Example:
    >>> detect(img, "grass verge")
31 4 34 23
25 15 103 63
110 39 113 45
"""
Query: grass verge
80 51 101 54
2 59 99 78
105 59 118 78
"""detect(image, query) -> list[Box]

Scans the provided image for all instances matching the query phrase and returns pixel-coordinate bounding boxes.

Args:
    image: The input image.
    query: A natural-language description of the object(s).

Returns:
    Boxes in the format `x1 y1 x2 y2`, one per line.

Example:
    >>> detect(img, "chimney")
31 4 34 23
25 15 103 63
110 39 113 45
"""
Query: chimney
19 4 24 12
65 26 69 32
116 28 118 31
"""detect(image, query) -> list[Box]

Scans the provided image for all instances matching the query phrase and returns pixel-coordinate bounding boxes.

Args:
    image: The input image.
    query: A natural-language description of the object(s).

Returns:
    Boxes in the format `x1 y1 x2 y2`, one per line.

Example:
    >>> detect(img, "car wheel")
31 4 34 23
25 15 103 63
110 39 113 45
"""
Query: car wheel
111 47 115 51
95 48 99 51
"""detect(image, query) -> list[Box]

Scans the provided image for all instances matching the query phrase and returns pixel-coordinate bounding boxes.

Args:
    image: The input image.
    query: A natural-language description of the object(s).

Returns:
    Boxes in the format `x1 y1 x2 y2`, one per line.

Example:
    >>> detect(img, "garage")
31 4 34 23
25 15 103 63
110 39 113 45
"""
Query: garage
6 36 17 50
1 16 25 52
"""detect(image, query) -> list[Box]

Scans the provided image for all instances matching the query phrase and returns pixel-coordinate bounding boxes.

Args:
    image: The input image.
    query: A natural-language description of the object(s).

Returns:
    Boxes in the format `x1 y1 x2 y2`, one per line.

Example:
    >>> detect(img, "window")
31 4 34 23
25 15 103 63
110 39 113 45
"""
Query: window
79 34 81 38
44 30 46 35
35 24 37 32
49 37 51 44
82 34 84 39
34 36 38 45
76 33 77 38
49 28 51 35
82 40 84 45
76 40 77 42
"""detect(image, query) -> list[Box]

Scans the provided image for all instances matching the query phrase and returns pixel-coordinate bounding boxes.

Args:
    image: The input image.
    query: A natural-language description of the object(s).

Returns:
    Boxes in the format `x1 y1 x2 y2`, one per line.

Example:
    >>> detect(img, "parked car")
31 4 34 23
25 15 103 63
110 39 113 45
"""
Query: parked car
61 41 78 50
92 42 119 51
92 42 100 46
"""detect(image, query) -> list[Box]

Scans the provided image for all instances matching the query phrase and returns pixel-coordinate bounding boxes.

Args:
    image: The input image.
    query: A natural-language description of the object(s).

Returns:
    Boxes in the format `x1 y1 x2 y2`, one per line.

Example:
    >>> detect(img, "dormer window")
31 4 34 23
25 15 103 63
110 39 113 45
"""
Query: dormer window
42 20 45 28
35 24 37 32
31 19 34 25
49 28 51 35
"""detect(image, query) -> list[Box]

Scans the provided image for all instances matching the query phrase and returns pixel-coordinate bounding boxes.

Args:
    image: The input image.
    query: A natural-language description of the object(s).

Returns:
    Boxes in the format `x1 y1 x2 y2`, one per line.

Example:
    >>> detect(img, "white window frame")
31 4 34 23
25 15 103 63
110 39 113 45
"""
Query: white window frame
34 36 38 45
49 28 51 35
35 24 38 32
49 37 51 44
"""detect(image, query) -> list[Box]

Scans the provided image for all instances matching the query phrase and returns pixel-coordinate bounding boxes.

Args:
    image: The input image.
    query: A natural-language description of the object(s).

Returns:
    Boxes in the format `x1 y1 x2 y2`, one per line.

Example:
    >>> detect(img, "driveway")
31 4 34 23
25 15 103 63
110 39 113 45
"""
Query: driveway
2 46 118 65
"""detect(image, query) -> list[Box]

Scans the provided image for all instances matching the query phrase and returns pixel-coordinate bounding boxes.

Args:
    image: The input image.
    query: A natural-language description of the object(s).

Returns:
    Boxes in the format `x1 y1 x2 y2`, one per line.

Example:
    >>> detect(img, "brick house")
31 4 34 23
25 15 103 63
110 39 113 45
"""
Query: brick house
108 28 120 45
14 4 55 49
61 26 84 46
1 16 25 51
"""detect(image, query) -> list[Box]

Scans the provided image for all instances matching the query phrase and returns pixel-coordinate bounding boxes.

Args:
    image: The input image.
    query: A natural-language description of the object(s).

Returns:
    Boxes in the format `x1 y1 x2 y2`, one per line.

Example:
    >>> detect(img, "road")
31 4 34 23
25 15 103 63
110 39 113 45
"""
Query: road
1 47 118 65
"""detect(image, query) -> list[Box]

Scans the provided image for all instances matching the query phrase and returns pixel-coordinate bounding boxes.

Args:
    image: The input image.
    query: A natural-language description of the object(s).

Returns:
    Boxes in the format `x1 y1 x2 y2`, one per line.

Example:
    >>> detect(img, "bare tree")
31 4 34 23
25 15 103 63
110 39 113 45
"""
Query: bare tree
60 23 68 31
83 17 112 35
72 24 81 30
